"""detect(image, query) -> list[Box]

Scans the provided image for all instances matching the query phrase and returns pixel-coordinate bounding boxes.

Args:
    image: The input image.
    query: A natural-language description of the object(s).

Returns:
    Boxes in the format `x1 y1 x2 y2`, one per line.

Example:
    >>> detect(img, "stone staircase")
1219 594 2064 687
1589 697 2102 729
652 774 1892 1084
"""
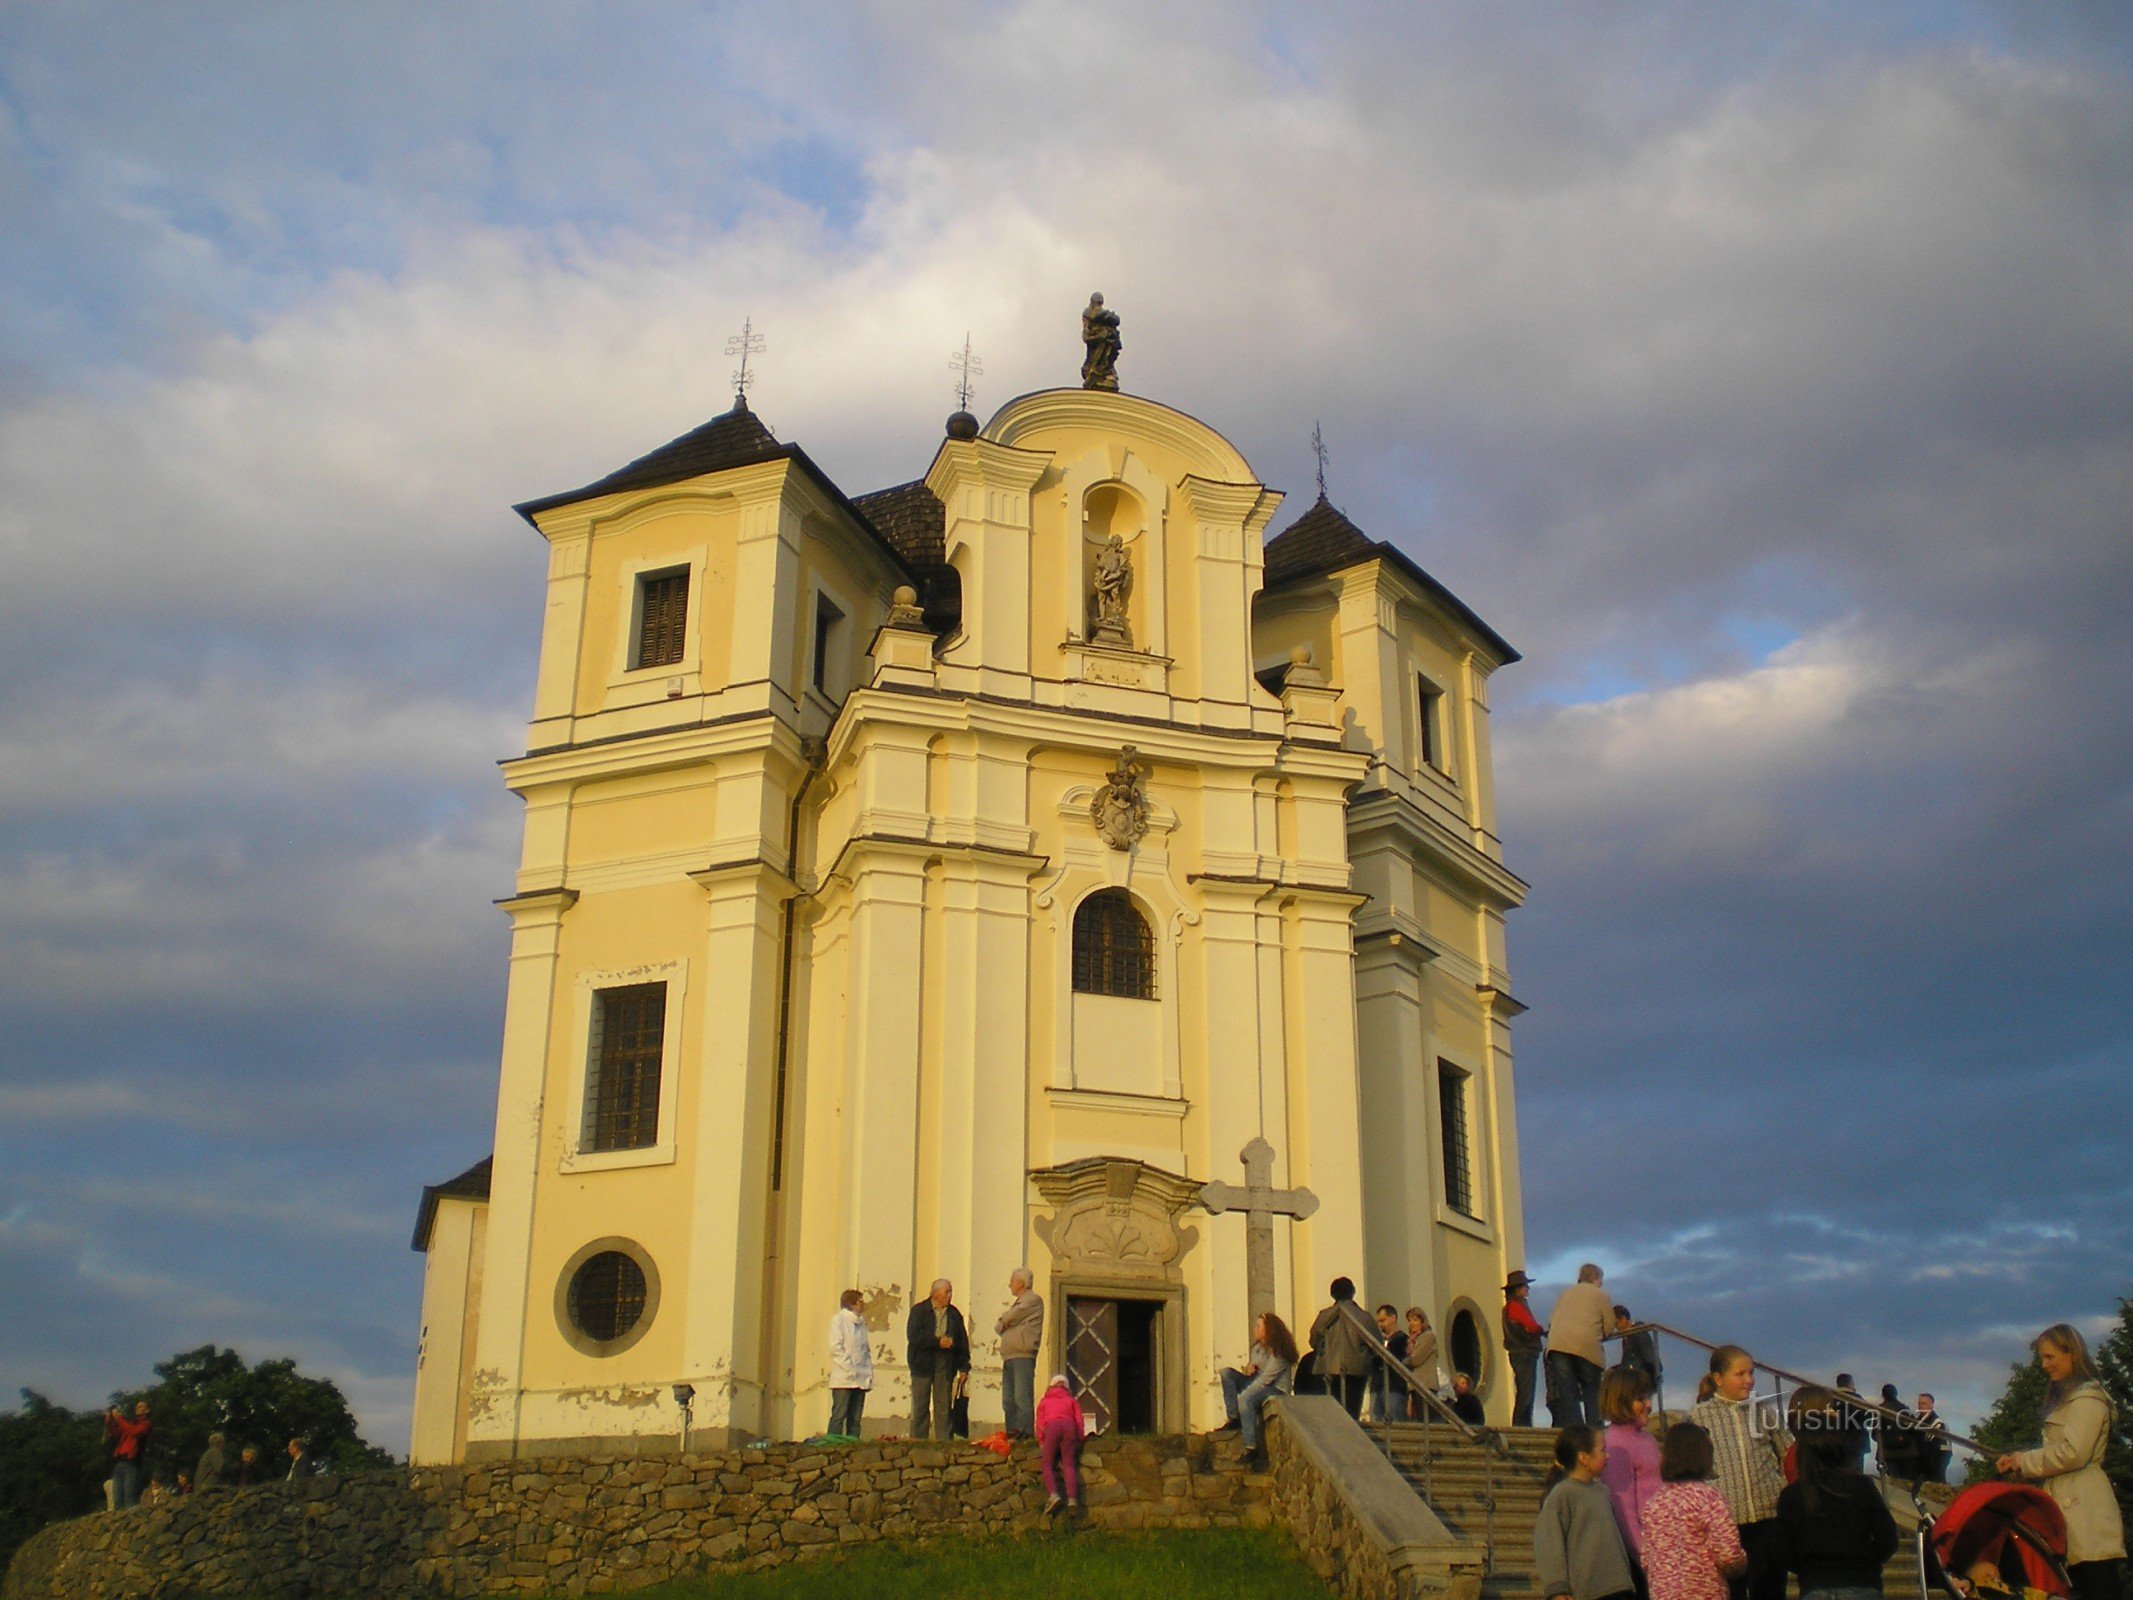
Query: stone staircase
1365 1424 1933 1600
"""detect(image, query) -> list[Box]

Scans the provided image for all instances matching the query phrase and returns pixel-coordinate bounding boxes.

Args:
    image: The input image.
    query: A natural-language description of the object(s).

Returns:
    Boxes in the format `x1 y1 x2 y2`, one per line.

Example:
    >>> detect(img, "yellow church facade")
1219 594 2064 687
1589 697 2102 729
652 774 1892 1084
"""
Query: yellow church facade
410 375 1528 1463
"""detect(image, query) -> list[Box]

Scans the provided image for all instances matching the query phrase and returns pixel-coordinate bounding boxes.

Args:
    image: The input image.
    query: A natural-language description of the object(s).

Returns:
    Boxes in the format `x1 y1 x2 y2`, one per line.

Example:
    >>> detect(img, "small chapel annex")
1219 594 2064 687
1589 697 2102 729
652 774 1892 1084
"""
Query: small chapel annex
410 325 1530 1463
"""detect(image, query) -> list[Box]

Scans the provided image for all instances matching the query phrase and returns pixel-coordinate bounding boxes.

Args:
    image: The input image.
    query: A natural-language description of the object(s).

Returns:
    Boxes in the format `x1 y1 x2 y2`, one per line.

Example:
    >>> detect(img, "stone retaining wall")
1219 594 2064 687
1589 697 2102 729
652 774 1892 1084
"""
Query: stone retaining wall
5 1435 1270 1600
1263 1398 1485 1600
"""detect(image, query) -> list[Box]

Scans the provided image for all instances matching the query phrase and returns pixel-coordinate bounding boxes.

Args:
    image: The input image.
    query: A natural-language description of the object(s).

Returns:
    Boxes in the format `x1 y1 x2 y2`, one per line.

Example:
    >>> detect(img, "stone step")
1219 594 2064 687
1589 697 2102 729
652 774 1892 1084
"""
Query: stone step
1364 1428 1927 1600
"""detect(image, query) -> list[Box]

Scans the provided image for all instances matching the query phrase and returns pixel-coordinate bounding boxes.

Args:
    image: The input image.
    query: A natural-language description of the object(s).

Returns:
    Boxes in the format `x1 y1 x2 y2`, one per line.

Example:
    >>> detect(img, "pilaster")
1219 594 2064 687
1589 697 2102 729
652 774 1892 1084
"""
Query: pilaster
464 887 578 1458
925 438 1049 699
1177 476 1278 727
679 860 798 1437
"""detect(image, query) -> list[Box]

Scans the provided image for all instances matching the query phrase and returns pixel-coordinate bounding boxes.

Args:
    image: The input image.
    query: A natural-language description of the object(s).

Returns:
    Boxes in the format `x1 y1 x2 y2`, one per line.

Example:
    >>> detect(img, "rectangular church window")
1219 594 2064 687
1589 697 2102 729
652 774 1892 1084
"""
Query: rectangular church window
1438 1060 1475 1217
1417 675 1443 772
634 570 689 670
812 592 844 695
584 983 667 1152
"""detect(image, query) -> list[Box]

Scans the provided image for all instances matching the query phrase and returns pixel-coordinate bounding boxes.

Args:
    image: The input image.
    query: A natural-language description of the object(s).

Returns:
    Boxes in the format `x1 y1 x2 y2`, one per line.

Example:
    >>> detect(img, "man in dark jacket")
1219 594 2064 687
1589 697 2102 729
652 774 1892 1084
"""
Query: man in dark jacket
905 1278 970 1441
1502 1271 1545 1427
1308 1278 1372 1419
1614 1305 1663 1406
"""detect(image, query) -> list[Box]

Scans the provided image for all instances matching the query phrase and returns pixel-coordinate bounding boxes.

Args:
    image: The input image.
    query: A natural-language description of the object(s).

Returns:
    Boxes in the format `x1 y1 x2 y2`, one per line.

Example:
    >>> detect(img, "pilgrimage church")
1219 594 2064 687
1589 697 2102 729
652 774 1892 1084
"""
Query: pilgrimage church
410 302 1530 1462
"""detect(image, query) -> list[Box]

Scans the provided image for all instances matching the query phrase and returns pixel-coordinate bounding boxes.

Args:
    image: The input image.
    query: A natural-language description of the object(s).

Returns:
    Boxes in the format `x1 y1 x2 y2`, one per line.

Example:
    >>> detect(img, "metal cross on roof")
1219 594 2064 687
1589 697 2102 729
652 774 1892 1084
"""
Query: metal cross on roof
726 316 766 397
1311 420 1330 501
949 332 984 412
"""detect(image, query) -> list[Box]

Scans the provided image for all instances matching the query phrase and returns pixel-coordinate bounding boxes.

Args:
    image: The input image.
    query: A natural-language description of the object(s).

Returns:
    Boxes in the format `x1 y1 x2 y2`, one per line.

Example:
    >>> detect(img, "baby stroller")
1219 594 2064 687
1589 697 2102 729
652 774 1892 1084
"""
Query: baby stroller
1923 1482 2075 1600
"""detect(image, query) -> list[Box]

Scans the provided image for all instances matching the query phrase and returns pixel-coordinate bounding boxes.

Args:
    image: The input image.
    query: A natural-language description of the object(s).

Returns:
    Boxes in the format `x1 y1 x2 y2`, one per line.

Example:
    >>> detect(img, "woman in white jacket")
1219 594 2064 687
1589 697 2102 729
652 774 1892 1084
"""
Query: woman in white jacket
1995 1323 2124 1600
827 1289 874 1439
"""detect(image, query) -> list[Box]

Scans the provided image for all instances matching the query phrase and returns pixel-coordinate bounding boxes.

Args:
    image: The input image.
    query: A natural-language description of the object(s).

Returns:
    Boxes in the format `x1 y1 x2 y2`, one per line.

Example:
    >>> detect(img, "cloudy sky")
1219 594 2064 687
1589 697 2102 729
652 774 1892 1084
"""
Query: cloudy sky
3 3 2128 1457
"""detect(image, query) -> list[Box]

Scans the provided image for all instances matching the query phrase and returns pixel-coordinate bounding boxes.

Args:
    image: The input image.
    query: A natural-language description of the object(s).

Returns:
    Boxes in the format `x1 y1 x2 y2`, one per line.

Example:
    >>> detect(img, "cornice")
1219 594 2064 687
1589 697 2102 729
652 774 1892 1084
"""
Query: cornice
983 388 1257 486
1347 788 1528 908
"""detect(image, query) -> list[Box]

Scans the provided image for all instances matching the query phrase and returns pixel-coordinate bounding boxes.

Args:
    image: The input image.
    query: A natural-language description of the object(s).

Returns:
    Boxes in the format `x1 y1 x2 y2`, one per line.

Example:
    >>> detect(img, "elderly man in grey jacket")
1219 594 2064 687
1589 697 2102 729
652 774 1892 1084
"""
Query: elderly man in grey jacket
995 1268 1044 1435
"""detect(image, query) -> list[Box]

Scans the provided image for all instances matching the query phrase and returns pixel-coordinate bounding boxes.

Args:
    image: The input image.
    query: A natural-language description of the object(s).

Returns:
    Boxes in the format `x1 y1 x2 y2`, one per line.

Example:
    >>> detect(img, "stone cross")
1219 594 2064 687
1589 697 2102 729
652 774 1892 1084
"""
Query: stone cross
1198 1136 1318 1323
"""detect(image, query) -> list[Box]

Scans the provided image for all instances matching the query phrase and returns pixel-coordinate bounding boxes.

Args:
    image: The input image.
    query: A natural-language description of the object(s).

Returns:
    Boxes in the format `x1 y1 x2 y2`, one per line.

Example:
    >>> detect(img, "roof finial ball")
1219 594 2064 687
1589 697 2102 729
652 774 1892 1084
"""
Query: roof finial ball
1081 292 1122 391
946 409 979 440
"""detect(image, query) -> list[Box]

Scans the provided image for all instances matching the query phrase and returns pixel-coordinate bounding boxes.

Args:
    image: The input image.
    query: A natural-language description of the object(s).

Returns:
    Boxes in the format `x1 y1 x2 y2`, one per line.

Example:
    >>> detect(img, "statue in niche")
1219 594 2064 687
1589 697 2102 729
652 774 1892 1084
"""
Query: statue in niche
1081 293 1121 391
1090 533 1134 647
1090 745 1151 852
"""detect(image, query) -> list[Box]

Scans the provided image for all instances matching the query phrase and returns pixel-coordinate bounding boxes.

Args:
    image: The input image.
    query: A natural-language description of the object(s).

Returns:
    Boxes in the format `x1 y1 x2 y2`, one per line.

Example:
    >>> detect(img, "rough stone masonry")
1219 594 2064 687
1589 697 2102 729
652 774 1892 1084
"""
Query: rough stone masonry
5 1434 1271 1599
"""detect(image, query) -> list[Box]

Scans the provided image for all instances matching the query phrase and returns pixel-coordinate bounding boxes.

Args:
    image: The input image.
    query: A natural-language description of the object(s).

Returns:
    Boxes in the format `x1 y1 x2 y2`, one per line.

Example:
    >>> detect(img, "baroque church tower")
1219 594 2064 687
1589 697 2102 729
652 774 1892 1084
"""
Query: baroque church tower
410 325 1527 1462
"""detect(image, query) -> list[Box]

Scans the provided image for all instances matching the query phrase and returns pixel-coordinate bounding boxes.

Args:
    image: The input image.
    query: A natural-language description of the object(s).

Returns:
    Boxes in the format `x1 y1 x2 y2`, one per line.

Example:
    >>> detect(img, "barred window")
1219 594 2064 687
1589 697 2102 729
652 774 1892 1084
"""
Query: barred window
1438 1061 1475 1216
1072 890 1155 1000
634 570 689 669
584 983 666 1152
567 1250 648 1343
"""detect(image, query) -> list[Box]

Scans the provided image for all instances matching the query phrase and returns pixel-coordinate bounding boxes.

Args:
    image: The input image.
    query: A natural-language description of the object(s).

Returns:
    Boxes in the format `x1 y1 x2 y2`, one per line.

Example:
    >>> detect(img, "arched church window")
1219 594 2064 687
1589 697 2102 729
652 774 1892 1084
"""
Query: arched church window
568 1250 648 1343
1072 889 1156 1000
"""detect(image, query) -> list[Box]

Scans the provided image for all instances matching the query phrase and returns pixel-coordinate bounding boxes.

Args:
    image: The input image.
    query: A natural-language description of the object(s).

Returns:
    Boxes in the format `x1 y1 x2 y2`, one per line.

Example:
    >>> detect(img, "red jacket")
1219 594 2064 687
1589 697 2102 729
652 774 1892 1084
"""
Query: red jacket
1035 1385 1085 1437
107 1414 151 1462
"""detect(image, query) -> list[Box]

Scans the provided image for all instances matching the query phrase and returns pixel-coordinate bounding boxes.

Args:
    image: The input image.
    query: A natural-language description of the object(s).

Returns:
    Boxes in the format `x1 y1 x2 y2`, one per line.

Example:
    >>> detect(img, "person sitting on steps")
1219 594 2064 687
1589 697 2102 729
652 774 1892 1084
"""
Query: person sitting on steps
1217 1312 1298 1467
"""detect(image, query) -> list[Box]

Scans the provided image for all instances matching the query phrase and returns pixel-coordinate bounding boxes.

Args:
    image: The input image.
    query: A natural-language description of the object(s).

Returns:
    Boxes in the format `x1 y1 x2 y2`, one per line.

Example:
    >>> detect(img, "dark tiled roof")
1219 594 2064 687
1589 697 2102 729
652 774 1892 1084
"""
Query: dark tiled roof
412 1155 492 1252
854 477 960 635
851 479 944 569
514 396 784 519
1263 496 1377 586
510 396 918 585
1262 495 1521 665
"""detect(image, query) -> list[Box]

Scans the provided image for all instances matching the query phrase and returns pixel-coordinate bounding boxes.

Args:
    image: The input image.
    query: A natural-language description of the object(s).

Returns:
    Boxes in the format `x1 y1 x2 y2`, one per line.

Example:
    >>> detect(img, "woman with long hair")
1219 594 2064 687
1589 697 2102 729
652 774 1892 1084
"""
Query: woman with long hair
1601 1366 1662 1590
1218 1311 1298 1467
1642 1424 1748 1600
1537 1424 1638 1600
1772 1387 1898 1600
1994 1324 2125 1600
1688 1345 1792 1600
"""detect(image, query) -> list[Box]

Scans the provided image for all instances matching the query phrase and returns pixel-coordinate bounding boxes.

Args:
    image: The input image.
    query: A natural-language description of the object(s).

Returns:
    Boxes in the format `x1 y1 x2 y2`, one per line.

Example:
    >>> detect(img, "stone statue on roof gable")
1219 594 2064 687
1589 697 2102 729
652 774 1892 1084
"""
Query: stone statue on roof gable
1081 293 1121 391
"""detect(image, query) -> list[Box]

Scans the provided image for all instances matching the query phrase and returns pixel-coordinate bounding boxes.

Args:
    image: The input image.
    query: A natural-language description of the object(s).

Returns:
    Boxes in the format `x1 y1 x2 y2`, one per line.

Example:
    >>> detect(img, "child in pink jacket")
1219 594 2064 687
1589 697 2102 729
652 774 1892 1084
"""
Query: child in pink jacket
1035 1374 1086 1514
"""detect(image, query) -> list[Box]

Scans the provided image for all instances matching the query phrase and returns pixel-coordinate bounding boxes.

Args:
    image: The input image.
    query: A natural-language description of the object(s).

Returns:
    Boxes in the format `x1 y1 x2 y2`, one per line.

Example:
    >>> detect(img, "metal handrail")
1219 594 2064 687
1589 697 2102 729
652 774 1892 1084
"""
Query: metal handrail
1606 1318 1986 1457
1335 1300 1508 1454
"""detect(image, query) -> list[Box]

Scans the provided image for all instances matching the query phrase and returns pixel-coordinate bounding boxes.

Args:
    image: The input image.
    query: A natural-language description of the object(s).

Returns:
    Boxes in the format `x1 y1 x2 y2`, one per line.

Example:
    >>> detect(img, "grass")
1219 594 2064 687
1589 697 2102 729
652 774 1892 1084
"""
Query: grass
543 1527 1329 1599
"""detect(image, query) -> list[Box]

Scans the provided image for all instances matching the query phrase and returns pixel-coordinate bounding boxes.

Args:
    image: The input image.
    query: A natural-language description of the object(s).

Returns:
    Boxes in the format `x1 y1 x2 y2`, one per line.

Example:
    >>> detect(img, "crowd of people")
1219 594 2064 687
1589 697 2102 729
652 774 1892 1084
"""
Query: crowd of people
99 1398 329 1511
1534 1322 2124 1600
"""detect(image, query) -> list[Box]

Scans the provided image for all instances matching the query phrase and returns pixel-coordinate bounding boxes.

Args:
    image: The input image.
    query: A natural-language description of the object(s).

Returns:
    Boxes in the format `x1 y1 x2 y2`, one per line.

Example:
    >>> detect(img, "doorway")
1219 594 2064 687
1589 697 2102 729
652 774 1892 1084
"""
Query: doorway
1065 1296 1161 1434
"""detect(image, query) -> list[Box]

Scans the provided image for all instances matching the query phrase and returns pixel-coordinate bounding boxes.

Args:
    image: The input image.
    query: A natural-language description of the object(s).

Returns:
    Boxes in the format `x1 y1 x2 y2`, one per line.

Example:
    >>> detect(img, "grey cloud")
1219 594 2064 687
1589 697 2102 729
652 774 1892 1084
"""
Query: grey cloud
3 3 2130 1450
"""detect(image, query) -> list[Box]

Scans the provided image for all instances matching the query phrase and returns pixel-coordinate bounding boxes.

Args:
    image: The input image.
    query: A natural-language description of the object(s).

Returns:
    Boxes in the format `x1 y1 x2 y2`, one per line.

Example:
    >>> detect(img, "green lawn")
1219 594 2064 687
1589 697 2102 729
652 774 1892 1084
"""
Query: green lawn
567 1528 1328 1600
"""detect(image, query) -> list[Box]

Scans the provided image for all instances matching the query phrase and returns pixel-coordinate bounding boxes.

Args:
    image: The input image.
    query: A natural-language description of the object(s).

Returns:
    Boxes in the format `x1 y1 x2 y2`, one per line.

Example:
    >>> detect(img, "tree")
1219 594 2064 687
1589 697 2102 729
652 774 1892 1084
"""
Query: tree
1966 1293 2133 1546
0 1393 106 1567
0 1347 394 1569
119 1344 396 1488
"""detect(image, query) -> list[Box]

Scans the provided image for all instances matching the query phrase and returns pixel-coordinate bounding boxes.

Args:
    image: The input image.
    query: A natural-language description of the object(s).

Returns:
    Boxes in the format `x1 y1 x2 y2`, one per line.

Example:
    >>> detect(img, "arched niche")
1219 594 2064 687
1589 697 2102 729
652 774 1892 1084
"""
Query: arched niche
1058 447 1169 663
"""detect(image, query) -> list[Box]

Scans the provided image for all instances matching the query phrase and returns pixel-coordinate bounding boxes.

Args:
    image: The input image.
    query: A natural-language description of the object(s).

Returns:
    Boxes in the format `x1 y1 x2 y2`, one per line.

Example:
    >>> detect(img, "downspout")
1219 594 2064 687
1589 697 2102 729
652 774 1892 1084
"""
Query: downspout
770 735 826 1190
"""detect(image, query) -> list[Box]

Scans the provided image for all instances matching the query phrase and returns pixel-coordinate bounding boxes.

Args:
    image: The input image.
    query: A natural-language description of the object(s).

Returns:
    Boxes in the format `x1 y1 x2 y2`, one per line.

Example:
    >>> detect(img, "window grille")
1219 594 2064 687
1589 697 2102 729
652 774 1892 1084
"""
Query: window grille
1438 1061 1475 1216
584 983 666 1152
567 1250 648 1343
1072 890 1156 1000
635 571 689 669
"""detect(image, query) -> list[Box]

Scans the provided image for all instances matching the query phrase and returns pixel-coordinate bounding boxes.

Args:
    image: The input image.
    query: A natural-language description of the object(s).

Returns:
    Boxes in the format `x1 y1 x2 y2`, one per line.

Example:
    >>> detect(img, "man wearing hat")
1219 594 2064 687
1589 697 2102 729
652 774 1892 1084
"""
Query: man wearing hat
1502 1270 1545 1427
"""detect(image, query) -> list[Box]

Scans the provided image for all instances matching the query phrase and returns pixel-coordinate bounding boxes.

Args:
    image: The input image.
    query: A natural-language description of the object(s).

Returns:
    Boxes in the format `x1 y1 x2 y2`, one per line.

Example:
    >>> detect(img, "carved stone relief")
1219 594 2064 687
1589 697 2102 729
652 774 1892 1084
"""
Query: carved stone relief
1031 1157 1203 1285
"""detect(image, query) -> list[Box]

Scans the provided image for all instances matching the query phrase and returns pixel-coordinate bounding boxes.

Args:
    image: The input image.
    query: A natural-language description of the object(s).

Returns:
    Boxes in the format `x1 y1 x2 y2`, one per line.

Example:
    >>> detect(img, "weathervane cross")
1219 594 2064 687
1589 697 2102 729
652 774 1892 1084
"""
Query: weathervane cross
1311 421 1330 501
950 332 984 412
1199 1136 1318 1323
726 316 766 397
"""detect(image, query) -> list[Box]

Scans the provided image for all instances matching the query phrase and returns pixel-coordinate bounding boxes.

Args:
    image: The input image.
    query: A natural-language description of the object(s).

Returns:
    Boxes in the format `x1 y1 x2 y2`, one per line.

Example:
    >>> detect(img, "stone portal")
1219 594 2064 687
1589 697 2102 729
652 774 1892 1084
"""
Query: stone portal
1031 1156 1202 1435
